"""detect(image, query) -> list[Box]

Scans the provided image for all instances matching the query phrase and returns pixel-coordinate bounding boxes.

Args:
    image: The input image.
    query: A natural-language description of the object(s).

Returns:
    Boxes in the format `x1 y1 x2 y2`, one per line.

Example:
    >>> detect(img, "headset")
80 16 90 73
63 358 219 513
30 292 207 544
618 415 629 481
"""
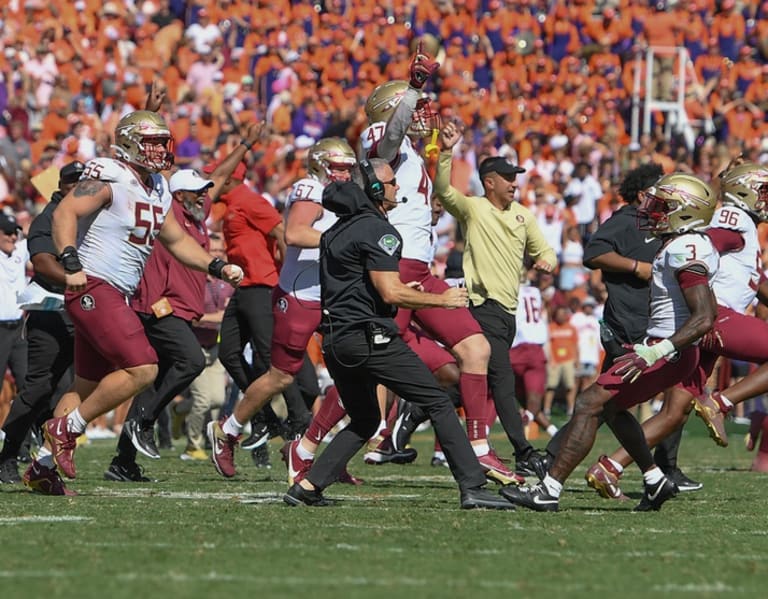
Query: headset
359 158 385 203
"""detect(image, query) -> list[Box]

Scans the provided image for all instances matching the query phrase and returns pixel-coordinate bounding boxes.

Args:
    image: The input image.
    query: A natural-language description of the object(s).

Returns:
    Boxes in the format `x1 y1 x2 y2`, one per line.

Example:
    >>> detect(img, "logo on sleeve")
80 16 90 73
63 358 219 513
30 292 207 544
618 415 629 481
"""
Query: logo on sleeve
377 234 400 256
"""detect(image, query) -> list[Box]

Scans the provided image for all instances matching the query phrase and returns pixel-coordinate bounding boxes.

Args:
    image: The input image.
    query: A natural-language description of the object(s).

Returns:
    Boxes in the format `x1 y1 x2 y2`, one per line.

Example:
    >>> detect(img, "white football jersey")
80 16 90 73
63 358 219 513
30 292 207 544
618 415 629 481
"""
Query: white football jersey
278 177 336 302
77 158 172 296
570 310 601 365
361 122 433 263
646 232 719 339
708 205 761 314
512 284 548 346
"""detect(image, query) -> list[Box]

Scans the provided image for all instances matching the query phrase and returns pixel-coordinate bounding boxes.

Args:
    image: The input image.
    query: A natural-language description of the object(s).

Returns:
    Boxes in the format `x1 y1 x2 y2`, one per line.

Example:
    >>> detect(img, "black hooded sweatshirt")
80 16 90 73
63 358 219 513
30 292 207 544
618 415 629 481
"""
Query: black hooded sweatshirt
319 181 402 337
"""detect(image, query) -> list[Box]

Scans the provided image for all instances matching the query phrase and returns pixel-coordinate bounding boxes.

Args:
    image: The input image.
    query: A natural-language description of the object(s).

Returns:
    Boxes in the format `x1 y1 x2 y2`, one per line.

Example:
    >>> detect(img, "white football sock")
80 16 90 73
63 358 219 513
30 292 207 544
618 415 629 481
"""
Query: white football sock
643 466 664 486
222 415 244 437
606 457 624 474
472 442 491 457
542 474 562 498
66 409 87 434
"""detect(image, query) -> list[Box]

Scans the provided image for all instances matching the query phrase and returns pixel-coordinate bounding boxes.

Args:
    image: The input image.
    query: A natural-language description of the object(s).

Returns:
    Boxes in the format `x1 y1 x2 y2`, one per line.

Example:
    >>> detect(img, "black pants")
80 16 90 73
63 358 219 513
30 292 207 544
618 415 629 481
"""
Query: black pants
218 285 310 429
0 318 27 396
311 331 487 493
546 324 683 469
117 313 205 459
0 312 72 461
470 300 532 458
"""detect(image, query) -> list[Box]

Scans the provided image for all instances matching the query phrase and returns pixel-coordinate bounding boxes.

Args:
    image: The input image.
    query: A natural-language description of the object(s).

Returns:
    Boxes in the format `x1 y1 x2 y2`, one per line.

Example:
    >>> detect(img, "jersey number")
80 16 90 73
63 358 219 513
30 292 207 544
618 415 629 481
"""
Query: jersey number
417 166 430 205
129 202 163 245
522 296 542 324
717 209 739 227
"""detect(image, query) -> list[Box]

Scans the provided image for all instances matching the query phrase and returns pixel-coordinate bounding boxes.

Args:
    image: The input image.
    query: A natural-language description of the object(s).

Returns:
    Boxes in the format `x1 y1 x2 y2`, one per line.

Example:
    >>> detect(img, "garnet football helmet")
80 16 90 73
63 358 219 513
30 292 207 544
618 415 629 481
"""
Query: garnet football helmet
720 162 768 222
113 110 174 172
364 80 439 138
638 173 715 235
307 137 356 184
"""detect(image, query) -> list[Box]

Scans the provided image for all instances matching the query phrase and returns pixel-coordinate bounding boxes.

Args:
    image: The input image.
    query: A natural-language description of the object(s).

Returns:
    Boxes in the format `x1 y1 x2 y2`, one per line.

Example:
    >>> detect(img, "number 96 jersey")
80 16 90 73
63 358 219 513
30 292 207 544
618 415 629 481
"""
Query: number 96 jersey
646 232 719 339
77 157 172 297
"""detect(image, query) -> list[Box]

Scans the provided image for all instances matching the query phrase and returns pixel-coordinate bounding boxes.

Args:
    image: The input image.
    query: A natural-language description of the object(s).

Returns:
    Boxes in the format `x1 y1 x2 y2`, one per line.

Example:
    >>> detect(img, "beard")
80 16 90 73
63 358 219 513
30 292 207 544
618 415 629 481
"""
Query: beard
184 199 206 223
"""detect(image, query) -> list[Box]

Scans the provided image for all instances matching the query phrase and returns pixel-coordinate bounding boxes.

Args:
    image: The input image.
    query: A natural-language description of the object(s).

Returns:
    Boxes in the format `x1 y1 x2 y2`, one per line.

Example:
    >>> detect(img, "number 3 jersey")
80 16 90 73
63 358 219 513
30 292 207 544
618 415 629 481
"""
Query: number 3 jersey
278 177 336 302
77 157 172 296
360 122 433 263
646 232 719 339
708 205 761 314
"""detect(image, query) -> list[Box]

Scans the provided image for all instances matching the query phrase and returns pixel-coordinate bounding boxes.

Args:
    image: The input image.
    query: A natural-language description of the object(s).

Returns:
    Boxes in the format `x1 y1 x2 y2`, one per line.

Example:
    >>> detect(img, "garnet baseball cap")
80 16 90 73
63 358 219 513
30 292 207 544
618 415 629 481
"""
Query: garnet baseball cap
202 159 246 181
169 169 214 193
479 156 526 179
0 213 22 234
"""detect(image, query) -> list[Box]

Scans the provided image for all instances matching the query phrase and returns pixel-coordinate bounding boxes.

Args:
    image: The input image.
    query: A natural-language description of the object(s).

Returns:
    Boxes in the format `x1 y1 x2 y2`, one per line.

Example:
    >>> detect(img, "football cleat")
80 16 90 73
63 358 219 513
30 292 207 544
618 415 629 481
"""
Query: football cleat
478 450 525 486
634 476 679 511
0 457 21 484
207 419 240 478
282 439 313 486
392 400 427 452
103 457 154 482
123 419 161 459
460 487 516 510
283 483 334 507
663 467 702 493
240 420 270 451
515 448 550 481
585 455 627 500
23 461 77 496
363 430 417 465
43 416 79 479
431 454 449 468
692 391 729 447
500 482 559 512
337 467 364 486
179 448 209 461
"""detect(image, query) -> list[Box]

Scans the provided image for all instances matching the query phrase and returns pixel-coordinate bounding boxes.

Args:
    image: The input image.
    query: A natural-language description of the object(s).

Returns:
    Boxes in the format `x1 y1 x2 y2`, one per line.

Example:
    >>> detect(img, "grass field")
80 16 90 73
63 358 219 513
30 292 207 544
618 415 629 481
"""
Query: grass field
1 417 767 599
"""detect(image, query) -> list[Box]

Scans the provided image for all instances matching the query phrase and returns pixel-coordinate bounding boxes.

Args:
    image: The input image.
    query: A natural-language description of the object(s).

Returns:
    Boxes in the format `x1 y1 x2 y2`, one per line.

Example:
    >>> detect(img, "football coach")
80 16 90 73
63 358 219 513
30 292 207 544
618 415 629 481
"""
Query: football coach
283 157 514 510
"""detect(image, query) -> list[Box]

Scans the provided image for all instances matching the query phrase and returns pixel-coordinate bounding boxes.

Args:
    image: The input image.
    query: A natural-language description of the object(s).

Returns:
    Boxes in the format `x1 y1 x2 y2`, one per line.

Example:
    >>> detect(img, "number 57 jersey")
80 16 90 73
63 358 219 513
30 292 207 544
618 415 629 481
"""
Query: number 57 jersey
646 232 719 340
77 157 172 297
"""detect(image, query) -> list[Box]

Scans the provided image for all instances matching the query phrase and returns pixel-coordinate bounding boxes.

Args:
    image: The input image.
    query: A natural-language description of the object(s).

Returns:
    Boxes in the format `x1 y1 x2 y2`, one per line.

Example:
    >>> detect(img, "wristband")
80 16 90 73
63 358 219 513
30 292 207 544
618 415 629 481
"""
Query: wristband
208 258 227 279
241 140 254 151
60 246 83 273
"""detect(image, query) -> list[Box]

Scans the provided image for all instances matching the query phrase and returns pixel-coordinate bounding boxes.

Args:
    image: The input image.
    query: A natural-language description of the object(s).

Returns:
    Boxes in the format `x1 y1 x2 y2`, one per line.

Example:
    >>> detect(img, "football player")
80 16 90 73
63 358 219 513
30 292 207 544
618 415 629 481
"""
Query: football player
587 163 768 495
207 138 358 480
24 111 243 494
502 173 719 512
360 46 533 485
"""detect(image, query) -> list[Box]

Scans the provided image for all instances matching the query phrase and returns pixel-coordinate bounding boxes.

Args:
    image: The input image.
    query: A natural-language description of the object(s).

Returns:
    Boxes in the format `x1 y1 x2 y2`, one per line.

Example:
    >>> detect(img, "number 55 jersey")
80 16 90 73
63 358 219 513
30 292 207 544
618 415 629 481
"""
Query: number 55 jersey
76 157 172 296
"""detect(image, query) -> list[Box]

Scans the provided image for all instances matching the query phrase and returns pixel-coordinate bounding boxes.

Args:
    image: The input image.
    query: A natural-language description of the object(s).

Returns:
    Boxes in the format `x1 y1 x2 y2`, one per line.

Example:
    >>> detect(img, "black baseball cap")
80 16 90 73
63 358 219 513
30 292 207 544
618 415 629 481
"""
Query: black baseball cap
0 213 22 235
59 161 85 186
479 156 526 179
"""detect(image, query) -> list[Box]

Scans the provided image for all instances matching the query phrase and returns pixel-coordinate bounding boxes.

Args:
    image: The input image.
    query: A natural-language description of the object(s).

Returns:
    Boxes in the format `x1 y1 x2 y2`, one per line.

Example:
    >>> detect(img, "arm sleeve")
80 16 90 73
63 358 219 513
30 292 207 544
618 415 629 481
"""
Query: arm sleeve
433 151 472 221
677 268 709 289
372 87 420 162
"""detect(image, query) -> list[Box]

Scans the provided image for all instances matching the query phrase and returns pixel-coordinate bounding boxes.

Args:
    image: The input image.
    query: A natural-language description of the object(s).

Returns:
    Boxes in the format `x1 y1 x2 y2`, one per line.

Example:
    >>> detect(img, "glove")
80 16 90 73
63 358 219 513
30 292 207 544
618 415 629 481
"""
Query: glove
613 339 675 384
408 43 440 89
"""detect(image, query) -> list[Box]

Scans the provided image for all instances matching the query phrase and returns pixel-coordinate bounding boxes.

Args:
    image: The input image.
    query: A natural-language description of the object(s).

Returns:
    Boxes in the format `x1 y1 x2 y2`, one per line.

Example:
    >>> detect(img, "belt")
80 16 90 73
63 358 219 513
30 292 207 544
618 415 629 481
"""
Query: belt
0 319 23 329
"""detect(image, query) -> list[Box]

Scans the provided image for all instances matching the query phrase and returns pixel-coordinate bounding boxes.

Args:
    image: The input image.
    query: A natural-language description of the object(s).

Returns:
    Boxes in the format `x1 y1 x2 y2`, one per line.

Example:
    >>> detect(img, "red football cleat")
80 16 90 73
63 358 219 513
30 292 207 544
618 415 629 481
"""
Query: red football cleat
478 450 525 486
585 455 628 500
23 461 77 496
207 419 240 478
43 416 79 479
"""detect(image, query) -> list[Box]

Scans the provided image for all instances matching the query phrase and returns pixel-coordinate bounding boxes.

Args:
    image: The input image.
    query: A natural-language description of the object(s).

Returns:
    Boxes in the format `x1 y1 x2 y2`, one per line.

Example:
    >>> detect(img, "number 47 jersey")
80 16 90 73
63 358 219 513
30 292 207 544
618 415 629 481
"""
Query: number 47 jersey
76 157 172 297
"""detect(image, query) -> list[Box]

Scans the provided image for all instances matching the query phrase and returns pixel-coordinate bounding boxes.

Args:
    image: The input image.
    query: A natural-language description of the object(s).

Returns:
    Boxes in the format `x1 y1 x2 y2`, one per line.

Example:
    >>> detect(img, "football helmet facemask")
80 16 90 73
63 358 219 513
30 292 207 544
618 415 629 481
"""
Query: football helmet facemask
307 137 356 184
638 173 715 236
720 162 768 222
113 110 174 172
364 80 440 138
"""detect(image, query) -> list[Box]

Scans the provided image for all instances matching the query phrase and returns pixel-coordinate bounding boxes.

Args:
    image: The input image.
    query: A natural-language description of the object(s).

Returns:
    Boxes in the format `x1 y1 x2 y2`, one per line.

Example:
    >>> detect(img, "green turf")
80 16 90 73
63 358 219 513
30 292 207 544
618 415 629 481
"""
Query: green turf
1 417 767 599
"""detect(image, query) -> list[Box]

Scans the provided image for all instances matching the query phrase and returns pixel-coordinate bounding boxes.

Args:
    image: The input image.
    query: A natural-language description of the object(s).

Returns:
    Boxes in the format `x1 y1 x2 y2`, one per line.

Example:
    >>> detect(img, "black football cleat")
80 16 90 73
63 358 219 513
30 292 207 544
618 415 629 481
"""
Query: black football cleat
283 483 334 507
460 487 516 510
634 476 679 511
500 482 559 512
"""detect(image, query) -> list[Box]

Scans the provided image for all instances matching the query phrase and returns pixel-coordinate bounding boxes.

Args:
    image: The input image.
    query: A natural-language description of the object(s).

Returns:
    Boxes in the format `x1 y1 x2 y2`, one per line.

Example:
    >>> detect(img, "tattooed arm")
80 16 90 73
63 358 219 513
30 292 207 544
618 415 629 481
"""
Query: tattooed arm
52 179 112 254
